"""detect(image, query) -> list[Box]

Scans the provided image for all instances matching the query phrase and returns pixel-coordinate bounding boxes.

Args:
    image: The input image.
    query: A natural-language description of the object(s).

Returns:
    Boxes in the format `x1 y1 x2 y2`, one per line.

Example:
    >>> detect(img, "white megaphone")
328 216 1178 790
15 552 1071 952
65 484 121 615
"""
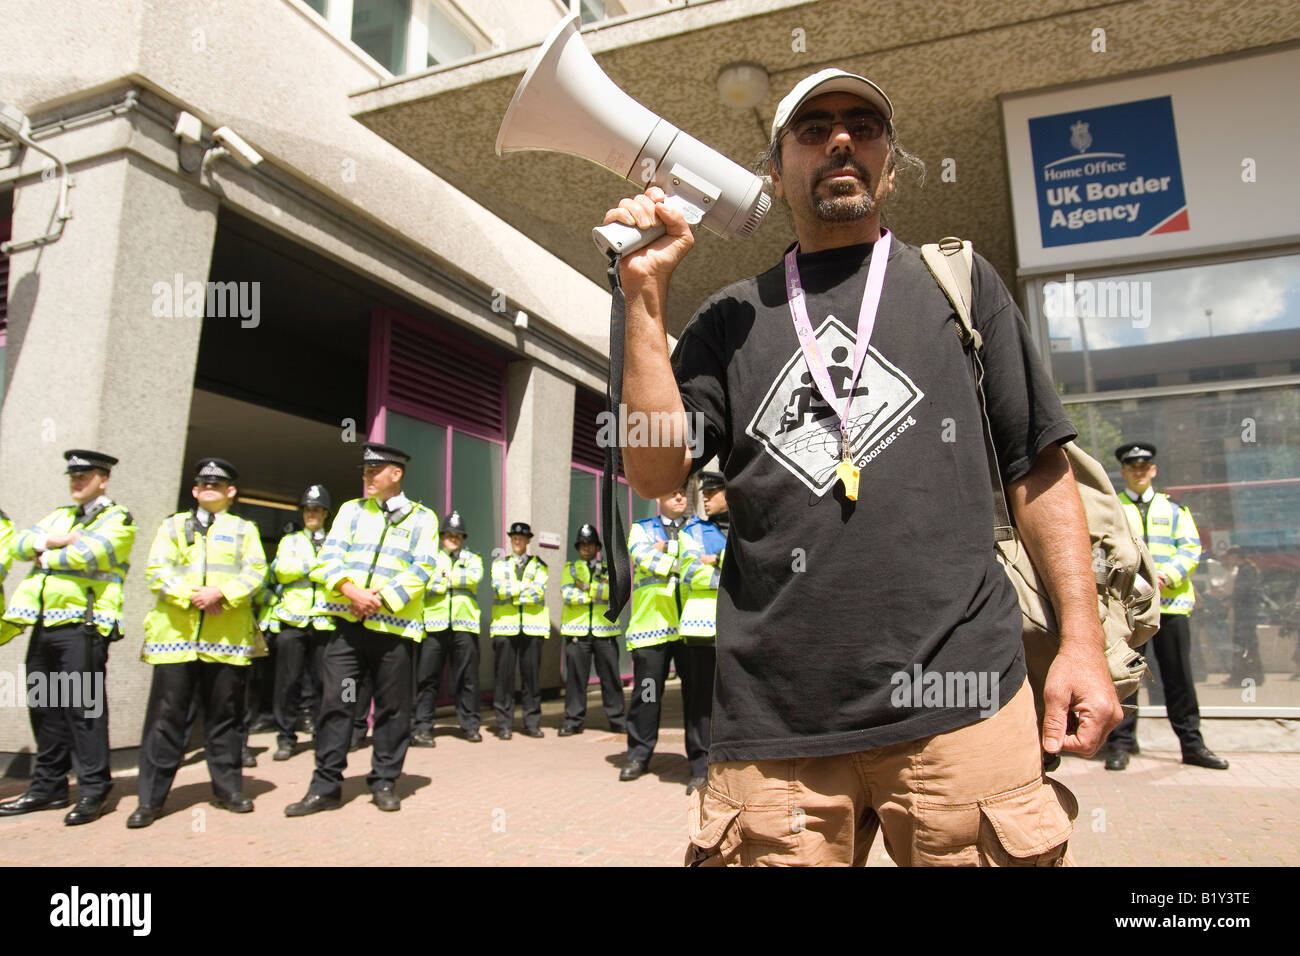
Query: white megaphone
496 13 770 257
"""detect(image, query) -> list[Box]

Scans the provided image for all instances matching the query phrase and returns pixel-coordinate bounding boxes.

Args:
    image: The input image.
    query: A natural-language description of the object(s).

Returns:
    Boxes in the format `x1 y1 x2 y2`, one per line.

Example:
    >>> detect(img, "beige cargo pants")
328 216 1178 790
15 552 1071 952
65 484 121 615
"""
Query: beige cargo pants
686 681 1077 866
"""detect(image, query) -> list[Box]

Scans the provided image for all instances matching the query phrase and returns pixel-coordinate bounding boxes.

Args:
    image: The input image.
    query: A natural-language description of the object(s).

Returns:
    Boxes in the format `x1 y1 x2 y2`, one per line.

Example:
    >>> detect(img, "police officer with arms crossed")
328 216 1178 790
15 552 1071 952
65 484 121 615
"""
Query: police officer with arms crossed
414 510 485 745
128 457 266 828
1102 442 1228 771
559 524 625 736
489 522 549 739
0 450 136 826
286 443 438 815
270 484 333 760
619 485 706 782
678 472 727 794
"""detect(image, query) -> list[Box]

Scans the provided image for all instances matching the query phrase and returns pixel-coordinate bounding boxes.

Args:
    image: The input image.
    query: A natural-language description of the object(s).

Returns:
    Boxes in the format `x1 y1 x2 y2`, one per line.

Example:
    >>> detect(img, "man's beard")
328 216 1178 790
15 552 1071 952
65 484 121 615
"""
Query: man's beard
810 156 877 222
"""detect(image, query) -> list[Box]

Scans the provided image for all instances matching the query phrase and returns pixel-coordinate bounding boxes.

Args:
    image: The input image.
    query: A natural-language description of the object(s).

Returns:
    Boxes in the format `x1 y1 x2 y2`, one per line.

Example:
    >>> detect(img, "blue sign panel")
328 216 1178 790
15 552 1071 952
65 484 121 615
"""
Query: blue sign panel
1028 96 1188 247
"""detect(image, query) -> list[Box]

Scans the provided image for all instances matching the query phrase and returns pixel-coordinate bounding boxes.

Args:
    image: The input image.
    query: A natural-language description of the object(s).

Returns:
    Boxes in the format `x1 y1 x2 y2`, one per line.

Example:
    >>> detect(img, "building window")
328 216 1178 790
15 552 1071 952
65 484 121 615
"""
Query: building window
304 0 329 16
352 0 411 74
425 2 475 66
1039 252 1300 396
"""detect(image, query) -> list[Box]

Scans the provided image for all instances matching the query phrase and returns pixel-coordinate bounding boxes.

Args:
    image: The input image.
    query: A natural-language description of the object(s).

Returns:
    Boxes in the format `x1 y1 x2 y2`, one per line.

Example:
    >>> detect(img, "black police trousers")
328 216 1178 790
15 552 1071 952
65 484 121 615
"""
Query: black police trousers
1108 614 1206 754
25 622 112 801
137 658 248 807
491 634 541 733
626 641 713 777
274 626 324 745
561 636 625 732
414 628 481 733
309 623 413 797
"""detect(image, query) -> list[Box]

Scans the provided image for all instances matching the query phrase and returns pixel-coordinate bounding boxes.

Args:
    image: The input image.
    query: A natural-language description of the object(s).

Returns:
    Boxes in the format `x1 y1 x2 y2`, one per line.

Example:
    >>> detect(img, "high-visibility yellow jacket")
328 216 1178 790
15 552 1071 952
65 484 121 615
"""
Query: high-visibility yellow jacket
1 500 137 643
625 518 703 649
680 515 724 640
425 547 483 634
561 558 621 638
312 497 439 641
0 508 16 610
490 554 549 637
255 569 280 635
1121 490 1200 615
272 528 334 631
142 509 267 665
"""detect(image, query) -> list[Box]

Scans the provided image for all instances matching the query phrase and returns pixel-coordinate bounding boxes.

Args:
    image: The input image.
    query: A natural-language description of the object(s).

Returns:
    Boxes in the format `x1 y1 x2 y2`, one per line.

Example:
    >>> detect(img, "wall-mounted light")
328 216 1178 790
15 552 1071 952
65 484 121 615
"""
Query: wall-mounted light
0 100 73 254
715 62 769 111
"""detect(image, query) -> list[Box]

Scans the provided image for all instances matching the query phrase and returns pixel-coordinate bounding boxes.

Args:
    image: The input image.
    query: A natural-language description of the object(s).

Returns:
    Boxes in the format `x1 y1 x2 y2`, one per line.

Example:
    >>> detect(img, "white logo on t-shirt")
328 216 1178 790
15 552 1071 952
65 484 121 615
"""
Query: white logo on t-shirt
746 315 924 495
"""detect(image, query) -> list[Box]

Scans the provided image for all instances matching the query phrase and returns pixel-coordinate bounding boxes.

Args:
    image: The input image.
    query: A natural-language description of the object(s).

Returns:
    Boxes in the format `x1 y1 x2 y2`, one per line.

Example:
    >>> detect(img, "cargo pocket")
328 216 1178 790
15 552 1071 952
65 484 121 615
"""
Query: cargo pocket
977 777 1077 867
685 786 743 867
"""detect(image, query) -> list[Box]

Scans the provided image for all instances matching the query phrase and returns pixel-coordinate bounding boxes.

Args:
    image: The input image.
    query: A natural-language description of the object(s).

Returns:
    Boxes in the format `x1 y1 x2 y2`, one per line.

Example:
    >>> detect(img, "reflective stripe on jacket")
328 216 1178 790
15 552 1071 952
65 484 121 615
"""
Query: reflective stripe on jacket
1 502 137 644
424 548 483 633
311 497 439 640
561 559 620 637
490 555 549 637
273 529 335 630
1121 491 1200 615
141 510 267 664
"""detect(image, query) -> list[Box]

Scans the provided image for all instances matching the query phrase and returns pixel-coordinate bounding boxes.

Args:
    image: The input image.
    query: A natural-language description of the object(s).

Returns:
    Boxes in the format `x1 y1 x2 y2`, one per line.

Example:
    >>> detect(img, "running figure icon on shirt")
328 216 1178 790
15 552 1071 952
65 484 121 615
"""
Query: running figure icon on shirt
778 346 872 435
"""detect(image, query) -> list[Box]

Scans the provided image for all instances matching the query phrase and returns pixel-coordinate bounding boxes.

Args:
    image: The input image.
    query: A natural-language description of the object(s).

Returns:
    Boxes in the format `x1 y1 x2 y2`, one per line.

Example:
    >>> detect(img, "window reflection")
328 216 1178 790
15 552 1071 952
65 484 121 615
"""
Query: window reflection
1065 386 1300 701
1044 254 1300 394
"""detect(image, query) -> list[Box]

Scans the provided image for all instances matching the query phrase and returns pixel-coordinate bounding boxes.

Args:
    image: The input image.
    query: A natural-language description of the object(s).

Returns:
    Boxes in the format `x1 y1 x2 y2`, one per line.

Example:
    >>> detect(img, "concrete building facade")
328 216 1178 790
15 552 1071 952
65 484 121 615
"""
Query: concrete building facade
2 0 1299 762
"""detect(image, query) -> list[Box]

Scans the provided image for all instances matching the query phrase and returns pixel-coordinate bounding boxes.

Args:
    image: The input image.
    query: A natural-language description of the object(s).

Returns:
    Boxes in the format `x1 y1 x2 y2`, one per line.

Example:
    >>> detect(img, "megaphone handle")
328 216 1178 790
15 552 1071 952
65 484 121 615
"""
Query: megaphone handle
591 193 703 257
591 219 667 257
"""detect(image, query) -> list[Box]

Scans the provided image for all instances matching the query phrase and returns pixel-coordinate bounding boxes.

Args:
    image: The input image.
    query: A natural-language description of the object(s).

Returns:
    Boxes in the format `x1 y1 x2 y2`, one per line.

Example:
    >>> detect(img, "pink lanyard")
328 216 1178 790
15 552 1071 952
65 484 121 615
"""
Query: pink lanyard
783 230 892 457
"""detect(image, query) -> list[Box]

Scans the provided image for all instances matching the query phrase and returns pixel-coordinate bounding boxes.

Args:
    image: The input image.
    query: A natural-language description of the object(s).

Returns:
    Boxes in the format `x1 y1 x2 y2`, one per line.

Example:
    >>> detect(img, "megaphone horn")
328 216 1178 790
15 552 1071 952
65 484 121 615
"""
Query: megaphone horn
496 14 770 256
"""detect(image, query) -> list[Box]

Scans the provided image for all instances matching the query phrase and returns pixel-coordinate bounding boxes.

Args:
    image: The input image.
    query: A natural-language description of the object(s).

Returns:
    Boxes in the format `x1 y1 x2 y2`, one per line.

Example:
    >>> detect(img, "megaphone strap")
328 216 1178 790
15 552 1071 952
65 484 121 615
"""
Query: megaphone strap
601 253 632 622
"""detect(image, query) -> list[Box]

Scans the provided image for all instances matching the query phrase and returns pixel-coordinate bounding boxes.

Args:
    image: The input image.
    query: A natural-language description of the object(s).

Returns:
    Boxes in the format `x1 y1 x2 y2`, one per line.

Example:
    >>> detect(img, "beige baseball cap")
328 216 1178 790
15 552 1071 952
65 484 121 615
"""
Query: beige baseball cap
770 68 894 139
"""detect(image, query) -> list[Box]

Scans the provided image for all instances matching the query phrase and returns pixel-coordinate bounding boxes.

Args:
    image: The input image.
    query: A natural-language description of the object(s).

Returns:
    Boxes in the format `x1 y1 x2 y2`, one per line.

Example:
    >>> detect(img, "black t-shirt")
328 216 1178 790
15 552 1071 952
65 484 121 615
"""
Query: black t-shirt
671 236 1077 762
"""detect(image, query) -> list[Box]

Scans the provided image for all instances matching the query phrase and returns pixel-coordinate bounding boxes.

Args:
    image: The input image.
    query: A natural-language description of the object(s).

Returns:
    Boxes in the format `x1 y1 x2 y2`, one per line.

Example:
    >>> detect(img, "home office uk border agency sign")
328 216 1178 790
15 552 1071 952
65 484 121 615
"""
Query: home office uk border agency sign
1029 96 1188 247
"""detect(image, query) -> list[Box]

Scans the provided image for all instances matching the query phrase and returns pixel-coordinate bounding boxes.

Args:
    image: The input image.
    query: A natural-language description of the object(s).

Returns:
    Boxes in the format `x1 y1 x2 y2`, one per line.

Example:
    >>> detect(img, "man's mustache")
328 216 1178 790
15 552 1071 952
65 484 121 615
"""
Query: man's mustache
812 157 872 187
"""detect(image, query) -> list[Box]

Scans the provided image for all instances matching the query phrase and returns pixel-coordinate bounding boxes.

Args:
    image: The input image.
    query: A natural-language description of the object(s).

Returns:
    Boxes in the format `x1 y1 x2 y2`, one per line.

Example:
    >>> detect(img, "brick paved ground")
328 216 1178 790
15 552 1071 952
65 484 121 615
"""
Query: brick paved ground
2 681 1296 866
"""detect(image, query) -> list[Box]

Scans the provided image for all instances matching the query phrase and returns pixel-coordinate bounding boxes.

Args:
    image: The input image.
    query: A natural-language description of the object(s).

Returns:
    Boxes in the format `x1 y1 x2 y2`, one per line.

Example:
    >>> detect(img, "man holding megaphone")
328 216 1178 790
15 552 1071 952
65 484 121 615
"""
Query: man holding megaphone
606 69 1120 867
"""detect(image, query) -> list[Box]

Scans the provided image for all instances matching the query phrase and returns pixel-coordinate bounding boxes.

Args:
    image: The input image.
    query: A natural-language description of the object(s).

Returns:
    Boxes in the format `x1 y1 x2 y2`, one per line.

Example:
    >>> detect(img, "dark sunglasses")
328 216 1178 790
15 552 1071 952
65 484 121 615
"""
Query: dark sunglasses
787 112 887 146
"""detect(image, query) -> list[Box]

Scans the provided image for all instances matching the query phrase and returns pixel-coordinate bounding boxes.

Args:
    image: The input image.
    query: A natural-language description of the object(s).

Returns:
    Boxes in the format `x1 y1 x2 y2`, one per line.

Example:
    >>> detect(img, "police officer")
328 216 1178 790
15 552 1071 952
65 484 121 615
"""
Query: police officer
489 522 549 738
0 450 136 826
678 472 727 794
0 507 14 604
285 443 438 816
270 484 334 761
128 458 266 828
414 510 484 745
1103 443 1228 771
559 524 625 736
241 567 280 767
619 485 705 782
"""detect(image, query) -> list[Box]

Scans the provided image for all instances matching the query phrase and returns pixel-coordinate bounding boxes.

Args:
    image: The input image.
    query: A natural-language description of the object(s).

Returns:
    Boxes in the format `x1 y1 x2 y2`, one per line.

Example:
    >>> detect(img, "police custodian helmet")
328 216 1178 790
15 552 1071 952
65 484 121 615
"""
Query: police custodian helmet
444 511 468 537
299 484 331 511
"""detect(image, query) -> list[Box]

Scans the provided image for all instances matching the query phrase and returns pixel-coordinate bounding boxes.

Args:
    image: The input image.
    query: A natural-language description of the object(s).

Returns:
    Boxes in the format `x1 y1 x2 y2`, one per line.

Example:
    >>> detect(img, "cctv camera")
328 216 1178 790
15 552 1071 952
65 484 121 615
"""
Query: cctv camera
212 126 262 169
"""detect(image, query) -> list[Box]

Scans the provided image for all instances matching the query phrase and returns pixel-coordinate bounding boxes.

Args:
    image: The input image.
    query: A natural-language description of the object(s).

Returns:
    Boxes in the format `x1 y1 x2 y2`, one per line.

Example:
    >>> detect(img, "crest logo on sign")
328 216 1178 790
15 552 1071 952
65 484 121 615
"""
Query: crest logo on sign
1070 120 1092 153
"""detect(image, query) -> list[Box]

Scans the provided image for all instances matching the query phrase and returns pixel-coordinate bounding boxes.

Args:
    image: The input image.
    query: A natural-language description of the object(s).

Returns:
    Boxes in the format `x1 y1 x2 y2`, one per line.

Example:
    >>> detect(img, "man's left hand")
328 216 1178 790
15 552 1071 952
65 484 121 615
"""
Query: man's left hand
1040 636 1122 757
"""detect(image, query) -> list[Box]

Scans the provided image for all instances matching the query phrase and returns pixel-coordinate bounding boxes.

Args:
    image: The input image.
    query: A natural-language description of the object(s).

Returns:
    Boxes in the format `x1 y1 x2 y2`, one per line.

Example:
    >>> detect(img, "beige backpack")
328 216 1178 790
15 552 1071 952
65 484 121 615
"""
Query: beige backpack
921 238 1160 736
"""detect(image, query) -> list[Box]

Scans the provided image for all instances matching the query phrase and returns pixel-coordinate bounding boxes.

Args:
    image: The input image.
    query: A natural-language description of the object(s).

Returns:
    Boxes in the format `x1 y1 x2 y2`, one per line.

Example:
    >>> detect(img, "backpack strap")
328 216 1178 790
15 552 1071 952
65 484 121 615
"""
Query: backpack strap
920 237 1015 544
